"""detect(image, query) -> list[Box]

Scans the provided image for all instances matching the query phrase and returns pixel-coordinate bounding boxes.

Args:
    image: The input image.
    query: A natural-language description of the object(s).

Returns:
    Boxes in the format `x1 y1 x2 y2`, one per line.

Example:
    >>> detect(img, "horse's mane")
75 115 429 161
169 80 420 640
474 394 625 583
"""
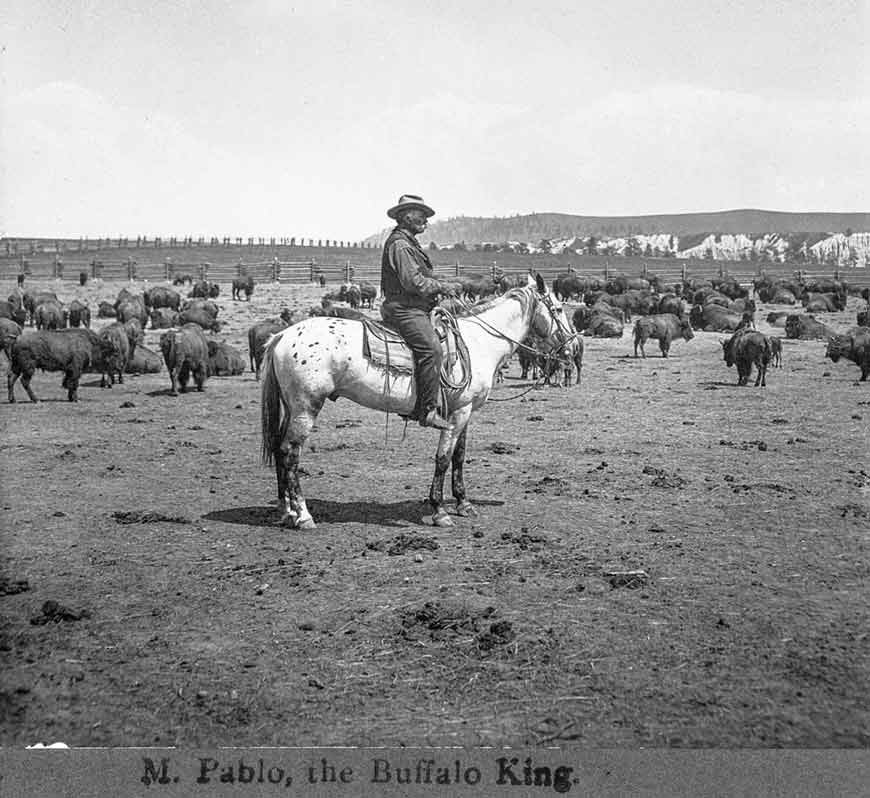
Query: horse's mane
451 286 534 320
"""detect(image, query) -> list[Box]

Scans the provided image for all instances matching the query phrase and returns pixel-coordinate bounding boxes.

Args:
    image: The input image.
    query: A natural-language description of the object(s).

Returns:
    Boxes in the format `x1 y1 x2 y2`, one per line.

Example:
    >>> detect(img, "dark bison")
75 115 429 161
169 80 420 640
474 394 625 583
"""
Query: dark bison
460 275 499 302
857 309 870 328
144 286 182 311
0 299 26 327
585 310 624 338
178 308 222 332
149 308 180 329
784 314 836 340
189 281 220 299
802 292 846 313
160 324 210 395
232 275 255 301
721 329 772 387
656 294 686 318
633 314 694 358
126 345 163 374
206 341 246 376
116 297 148 328
7 329 111 402
553 274 589 301
97 301 117 318
825 328 870 381
248 316 294 380
181 299 219 318
310 300 367 321
358 282 377 309
0 318 22 362
690 304 743 332
67 300 91 329
34 300 67 330
711 277 749 300
172 274 194 286
97 320 141 387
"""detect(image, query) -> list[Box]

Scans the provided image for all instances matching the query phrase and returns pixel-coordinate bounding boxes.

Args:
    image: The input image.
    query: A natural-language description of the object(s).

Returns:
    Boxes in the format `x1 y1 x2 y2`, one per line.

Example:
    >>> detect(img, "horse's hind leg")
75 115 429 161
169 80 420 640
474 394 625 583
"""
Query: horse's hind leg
277 409 319 529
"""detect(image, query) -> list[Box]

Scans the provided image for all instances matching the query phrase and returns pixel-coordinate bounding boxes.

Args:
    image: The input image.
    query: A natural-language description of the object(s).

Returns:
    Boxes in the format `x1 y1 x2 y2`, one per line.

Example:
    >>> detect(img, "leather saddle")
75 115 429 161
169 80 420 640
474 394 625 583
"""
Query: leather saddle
361 308 464 380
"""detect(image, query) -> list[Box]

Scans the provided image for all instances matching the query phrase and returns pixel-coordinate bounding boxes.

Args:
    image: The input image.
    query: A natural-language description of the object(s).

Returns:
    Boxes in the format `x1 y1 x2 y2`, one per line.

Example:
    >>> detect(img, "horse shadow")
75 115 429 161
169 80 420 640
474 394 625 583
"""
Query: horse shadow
204 498 504 528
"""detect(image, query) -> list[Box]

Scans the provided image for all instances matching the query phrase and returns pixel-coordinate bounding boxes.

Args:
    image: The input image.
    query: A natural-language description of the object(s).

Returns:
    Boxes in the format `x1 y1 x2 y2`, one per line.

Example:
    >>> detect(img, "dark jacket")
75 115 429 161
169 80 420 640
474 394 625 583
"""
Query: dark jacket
381 227 446 312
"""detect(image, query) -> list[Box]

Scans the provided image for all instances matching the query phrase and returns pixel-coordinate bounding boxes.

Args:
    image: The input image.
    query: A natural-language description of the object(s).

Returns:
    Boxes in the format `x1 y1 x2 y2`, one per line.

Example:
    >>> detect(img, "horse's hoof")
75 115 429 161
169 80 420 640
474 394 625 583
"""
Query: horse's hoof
297 517 317 530
428 510 454 527
456 501 478 518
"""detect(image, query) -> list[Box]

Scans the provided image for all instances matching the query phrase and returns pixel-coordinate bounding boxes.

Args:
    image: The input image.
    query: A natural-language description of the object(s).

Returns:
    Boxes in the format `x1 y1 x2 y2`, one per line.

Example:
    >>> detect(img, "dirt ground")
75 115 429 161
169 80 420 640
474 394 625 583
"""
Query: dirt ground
1 278 868 748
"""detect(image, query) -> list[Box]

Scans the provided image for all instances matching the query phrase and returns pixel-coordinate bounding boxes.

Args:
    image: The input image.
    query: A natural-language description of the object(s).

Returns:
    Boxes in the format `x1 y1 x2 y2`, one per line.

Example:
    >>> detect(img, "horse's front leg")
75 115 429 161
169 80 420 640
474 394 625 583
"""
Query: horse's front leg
427 406 472 526
452 422 479 518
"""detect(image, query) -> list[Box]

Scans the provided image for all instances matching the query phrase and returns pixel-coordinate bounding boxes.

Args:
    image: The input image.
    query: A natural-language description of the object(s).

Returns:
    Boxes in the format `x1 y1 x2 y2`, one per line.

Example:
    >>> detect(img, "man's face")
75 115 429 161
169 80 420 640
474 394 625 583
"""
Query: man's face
401 208 429 234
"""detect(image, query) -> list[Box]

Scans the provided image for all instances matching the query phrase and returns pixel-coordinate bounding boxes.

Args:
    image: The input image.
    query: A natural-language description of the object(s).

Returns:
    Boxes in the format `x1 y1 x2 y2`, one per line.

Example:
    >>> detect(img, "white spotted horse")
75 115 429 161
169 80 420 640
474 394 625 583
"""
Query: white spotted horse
260 274 573 528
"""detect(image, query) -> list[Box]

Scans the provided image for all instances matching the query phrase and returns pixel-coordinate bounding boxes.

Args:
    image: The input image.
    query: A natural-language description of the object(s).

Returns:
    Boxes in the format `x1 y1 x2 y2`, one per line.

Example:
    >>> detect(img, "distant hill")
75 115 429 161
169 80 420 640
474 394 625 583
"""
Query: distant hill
365 209 870 247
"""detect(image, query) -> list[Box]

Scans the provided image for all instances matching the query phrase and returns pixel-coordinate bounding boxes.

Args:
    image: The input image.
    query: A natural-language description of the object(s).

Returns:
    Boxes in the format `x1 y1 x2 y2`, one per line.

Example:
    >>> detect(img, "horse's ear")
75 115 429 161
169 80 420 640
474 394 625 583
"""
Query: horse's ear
526 273 536 288
535 273 546 294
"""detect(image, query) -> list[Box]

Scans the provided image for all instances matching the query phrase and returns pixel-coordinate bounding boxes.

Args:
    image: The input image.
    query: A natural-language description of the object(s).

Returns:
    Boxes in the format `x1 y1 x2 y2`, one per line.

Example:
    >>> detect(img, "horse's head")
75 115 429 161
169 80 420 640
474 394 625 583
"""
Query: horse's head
527 272 574 358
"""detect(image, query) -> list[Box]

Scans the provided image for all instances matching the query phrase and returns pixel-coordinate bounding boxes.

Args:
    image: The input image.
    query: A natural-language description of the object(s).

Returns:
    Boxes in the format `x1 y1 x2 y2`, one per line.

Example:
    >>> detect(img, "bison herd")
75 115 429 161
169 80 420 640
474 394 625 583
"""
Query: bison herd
1 271 869 404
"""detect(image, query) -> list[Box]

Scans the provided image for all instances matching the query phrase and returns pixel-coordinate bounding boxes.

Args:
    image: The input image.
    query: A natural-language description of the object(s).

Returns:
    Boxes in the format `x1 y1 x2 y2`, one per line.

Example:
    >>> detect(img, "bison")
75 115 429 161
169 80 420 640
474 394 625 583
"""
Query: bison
189 280 220 299
97 320 141 387
116 297 148 328
160 324 210 395
248 317 293 379
0 299 26 327
785 314 836 341
358 281 377 309
7 329 111 402
149 308 180 329
67 300 91 329
126 345 163 374
178 308 222 332
97 301 117 318
0 318 22 363
690 304 743 332
825 328 870 381
34 300 67 330
633 314 694 358
206 341 246 376
181 299 219 318
232 275 255 301
144 286 182 311
721 329 772 387
857 309 870 328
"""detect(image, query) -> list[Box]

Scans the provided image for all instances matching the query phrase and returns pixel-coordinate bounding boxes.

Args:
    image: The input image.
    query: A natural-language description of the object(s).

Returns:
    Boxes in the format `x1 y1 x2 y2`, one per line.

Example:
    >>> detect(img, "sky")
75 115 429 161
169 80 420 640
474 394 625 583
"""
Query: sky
2 0 868 241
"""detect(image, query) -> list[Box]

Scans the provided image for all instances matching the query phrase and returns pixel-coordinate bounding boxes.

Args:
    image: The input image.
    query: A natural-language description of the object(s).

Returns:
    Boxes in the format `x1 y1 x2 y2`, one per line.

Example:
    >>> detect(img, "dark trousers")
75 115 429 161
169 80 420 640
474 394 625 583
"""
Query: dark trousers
381 302 442 417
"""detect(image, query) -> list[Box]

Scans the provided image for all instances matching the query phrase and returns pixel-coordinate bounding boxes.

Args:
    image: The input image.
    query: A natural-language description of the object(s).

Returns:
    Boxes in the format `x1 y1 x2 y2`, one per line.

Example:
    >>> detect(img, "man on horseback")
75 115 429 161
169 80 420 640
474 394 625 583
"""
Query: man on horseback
381 194 463 431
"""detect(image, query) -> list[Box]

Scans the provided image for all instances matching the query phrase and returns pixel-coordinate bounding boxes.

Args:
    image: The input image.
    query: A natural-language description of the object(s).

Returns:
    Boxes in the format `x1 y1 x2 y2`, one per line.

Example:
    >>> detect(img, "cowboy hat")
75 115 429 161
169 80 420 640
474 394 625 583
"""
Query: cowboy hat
387 194 435 220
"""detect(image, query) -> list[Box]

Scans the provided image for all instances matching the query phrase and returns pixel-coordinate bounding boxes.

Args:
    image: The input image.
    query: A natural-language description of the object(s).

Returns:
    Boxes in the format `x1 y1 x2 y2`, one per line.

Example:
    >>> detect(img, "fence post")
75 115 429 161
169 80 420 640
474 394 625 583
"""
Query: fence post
455 261 460 278
641 262 647 278
604 261 609 281
200 263 207 282
681 263 687 283
309 261 315 283
345 260 351 283
273 259 280 282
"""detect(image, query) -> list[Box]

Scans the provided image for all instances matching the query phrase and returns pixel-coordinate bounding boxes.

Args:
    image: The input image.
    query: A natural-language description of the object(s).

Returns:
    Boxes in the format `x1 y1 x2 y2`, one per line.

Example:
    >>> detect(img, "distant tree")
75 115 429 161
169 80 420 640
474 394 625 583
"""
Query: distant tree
845 227 853 237
452 241 467 252
644 243 653 257
537 239 552 253
428 241 439 251
585 236 598 255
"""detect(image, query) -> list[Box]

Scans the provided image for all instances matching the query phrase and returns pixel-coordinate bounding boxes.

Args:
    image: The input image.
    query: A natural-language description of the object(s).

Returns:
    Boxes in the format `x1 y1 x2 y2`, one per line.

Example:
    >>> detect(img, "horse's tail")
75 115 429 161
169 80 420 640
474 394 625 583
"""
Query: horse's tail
260 334 287 466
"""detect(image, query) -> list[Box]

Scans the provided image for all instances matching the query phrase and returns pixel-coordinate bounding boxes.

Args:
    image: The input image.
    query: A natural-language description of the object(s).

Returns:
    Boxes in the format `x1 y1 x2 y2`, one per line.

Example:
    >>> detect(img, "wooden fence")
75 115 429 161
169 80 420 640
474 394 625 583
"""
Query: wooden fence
1 250 868 290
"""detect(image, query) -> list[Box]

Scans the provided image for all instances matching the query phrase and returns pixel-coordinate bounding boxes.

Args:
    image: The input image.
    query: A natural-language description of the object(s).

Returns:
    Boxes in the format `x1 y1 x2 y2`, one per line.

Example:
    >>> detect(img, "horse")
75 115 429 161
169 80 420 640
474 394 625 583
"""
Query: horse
260 274 573 529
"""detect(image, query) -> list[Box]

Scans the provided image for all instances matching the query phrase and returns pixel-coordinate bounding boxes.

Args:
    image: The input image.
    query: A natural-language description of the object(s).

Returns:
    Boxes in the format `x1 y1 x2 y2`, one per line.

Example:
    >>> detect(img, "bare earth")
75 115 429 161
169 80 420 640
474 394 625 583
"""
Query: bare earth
1 279 868 747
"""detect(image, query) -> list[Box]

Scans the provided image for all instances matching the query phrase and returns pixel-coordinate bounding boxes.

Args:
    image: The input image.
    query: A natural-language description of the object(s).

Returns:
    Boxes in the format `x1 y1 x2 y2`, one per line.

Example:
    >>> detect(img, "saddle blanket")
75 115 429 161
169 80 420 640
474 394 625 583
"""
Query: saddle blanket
361 317 460 376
